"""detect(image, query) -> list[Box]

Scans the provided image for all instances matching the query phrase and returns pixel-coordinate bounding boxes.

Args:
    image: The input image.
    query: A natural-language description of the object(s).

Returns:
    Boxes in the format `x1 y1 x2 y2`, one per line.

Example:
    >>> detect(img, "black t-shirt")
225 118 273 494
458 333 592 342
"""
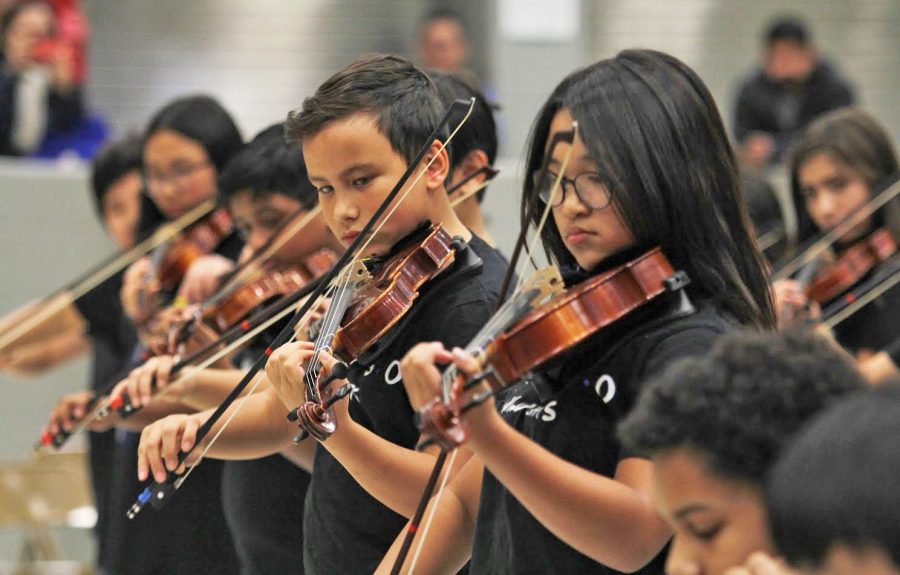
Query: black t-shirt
74 271 137 569
470 294 735 575
221 344 310 575
303 234 508 575
100 231 245 575
826 262 900 357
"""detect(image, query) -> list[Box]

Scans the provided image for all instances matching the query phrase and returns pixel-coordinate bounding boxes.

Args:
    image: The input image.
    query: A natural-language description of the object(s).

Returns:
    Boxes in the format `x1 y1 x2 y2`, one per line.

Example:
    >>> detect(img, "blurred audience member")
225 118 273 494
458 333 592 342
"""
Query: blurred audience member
733 16 854 171
0 0 96 158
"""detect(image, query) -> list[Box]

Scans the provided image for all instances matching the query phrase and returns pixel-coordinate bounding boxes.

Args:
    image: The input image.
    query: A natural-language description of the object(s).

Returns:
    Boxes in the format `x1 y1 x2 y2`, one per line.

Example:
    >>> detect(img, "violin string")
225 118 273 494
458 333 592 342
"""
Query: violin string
514 121 579 295
307 272 354 397
408 446 460 575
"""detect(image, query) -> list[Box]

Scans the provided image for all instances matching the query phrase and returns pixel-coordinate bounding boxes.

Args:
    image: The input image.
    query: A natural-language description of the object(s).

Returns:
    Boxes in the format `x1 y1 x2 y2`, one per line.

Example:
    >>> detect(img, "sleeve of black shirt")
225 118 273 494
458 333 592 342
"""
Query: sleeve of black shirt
617 324 725 461
73 271 125 338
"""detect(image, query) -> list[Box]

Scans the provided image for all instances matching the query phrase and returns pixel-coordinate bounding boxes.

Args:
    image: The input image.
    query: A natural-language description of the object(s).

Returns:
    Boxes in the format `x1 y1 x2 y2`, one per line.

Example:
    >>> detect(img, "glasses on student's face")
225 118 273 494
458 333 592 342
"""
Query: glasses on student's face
144 161 211 191
533 170 612 210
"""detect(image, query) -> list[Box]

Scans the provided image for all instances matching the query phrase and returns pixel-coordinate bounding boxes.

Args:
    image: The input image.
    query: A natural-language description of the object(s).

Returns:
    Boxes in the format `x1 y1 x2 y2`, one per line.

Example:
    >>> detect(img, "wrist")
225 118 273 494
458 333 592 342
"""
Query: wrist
465 399 506 452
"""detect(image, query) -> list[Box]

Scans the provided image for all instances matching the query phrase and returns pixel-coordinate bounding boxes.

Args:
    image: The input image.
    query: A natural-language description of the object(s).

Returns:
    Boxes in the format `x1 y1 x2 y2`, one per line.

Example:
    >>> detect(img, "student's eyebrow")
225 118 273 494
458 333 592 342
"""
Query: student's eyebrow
308 163 379 184
340 163 379 178
673 503 711 520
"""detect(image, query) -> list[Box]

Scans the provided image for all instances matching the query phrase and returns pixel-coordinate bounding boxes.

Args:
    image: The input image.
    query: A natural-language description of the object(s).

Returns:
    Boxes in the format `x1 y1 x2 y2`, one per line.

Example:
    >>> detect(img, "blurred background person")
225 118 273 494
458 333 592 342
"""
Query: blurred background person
733 16 855 172
0 0 98 158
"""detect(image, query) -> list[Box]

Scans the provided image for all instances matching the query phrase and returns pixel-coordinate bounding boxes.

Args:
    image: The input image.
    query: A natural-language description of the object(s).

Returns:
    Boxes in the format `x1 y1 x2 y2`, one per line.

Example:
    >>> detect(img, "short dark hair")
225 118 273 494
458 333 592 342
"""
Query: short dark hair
789 107 900 244
765 16 810 46
767 383 900 568
420 6 467 31
90 135 143 217
618 329 864 484
522 49 775 328
218 123 316 210
144 95 244 174
428 69 497 202
285 54 445 167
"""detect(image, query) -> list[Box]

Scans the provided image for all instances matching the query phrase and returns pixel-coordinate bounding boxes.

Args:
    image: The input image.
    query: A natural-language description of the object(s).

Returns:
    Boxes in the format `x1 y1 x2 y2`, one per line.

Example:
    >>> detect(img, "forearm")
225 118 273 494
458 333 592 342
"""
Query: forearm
323 421 472 518
468 410 670 572
277 440 316 473
1 331 89 376
115 398 198 431
0 298 85 350
375 459 483 575
198 388 298 460
176 368 264 411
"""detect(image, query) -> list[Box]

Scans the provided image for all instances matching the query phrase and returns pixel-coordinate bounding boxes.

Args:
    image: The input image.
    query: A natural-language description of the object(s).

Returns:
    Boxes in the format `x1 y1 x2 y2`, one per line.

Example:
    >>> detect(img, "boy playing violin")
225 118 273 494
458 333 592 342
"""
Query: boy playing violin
135 54 508 574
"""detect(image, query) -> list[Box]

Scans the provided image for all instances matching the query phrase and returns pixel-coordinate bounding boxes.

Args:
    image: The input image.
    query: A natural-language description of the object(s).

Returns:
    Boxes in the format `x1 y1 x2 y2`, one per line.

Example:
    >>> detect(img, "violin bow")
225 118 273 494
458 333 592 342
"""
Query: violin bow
0 199 217 355
125 98 477 518
773 174 899 281
393 124 578 574
37 273 327 451
213 205 323 300
821 256 900 329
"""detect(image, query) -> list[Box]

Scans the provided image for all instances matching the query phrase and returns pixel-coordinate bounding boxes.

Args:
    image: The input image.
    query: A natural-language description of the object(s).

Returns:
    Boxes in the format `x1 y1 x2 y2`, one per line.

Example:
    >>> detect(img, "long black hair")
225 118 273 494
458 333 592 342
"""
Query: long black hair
144 94 243 173
137 94 243 237
521 49 775 329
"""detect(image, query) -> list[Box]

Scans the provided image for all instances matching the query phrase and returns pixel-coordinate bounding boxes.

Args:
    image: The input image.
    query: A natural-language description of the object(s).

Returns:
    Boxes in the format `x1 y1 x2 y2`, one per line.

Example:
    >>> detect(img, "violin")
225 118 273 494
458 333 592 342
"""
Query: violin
209 249 337 332
290 224 461 441
417 247 688 449
805 228 897 304
152 206 235 292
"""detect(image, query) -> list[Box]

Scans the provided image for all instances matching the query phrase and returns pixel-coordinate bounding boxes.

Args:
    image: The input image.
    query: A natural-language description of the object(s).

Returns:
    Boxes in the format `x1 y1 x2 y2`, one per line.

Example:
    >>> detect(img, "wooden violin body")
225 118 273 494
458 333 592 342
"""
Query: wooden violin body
209 249 339 332
419 247 685 449
333 225 457 358
806 228 897 304
296 224 460 441
155 207 234 292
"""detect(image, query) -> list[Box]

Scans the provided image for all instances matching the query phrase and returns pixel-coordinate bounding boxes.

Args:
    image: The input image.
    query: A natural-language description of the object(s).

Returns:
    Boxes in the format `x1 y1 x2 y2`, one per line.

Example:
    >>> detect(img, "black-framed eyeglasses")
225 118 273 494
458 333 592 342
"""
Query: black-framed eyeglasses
533 170 612 210
144 161 212 190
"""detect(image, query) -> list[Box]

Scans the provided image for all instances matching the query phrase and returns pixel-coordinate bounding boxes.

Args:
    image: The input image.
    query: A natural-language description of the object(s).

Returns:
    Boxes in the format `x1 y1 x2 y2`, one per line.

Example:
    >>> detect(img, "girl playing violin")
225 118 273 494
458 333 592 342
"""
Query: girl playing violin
103 95 244 575
382 49 775 573
773 108 900 383
120 95 245 332
112 123 341 575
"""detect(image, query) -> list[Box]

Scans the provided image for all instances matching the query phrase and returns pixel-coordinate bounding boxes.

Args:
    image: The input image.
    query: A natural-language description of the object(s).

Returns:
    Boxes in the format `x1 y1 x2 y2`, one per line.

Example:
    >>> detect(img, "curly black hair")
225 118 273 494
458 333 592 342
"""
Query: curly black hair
767 382 900 567
618 329 864 484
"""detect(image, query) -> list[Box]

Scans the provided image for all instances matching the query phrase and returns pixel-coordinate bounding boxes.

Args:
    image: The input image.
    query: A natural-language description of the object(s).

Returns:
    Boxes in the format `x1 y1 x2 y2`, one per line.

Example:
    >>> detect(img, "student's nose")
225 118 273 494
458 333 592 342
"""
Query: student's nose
332 191 359 223
665 537 702 575
557 178 590 217
810 192 838 228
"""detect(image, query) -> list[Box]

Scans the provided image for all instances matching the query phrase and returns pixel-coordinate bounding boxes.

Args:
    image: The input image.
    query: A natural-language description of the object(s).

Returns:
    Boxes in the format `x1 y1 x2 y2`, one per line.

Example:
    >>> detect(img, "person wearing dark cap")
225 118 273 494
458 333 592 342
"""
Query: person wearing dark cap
733 16 854 170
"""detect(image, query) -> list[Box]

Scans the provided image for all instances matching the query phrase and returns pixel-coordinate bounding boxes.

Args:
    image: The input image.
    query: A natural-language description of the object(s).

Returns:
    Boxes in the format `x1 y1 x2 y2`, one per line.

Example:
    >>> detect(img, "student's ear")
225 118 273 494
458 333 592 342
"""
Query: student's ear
423 139 451 193
457 149 490 182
